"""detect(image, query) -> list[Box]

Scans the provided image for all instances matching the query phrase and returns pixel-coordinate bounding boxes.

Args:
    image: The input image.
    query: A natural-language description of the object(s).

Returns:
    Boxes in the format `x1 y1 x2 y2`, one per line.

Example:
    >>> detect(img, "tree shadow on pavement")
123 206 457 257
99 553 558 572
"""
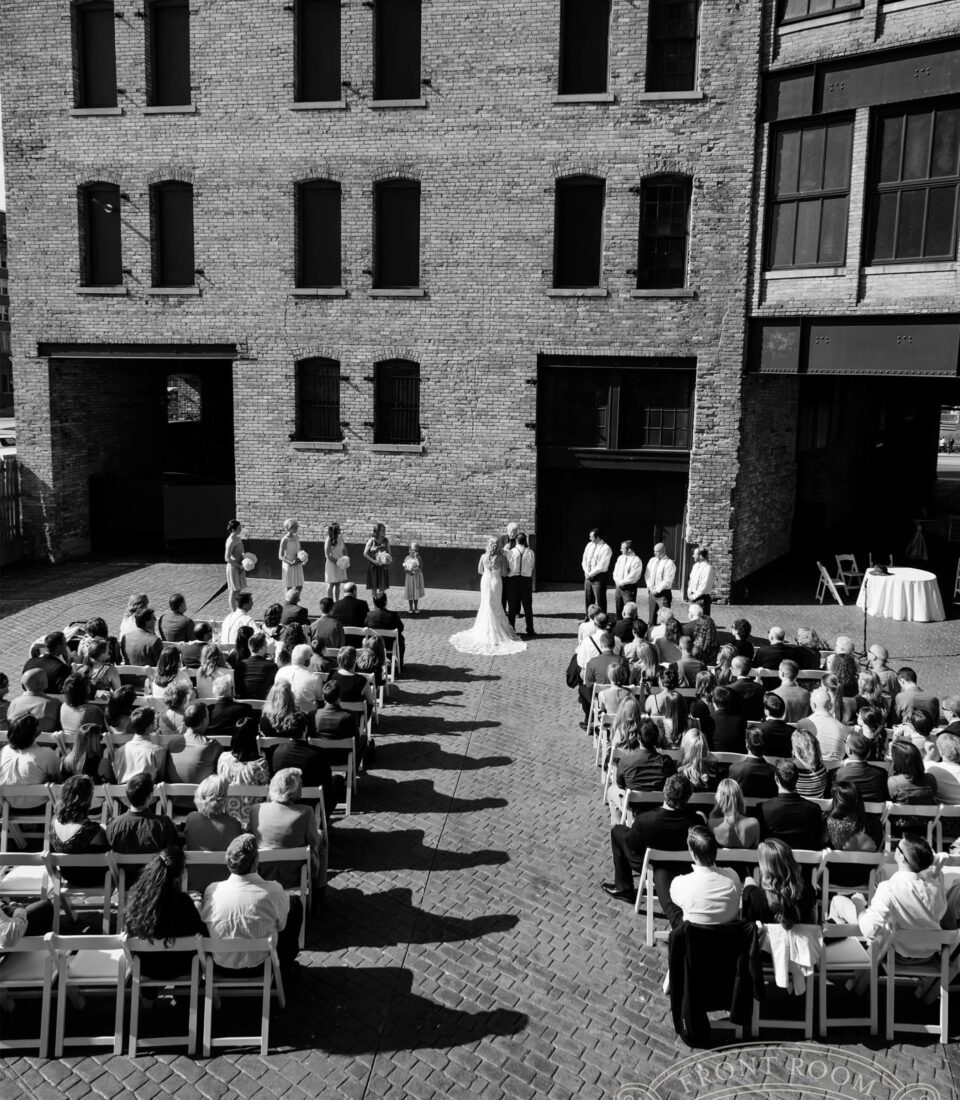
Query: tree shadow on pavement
330 827 510 872
374 740 512 771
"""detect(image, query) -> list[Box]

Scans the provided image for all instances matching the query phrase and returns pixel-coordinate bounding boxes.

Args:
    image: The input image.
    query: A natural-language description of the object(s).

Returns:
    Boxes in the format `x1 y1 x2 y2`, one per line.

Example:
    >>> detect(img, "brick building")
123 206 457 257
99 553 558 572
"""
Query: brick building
0 211 10 415
741 2 960 576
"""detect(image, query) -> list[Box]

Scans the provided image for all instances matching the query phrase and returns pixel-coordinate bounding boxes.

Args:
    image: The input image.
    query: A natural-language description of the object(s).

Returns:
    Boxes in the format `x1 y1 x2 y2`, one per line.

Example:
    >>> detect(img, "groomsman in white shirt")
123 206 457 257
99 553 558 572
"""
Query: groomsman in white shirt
581 529 613 615
507 532 536 636
612 540 644 619
644 542 676 626
686 547 715 617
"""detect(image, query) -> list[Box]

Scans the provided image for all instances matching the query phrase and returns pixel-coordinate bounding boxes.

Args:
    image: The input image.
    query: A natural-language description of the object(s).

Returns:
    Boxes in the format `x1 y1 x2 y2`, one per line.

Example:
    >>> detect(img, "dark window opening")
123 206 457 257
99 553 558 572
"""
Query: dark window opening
167 373 202 423
296 0 341 102
80 183 122 286
374 0 421 99
296 358 341 441
375 359 421 444
780 0 862 24
637 175 691 288
374 179 420 288
75 1 117 108
558 0 611 95
767 117 853 269
297 180 341 287
152 181 195 287
147 0 191 106
646 0 698 93
554 175 605 288
867 99 960 264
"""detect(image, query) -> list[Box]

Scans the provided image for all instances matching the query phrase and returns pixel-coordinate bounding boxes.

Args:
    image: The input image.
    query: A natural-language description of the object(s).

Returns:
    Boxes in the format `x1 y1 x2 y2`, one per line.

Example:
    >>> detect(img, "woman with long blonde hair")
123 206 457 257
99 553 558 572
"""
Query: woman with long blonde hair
708 778 759 849
741 838 816 925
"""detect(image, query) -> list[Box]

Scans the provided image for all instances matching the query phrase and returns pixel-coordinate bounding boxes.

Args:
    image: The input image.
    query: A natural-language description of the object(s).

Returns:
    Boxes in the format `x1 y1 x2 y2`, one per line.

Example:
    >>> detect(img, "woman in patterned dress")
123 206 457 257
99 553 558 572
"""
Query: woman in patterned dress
324 522 348 601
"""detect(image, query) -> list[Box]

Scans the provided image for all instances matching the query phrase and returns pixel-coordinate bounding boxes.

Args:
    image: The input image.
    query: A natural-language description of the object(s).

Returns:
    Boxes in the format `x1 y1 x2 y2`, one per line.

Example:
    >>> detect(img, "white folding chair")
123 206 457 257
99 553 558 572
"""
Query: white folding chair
201 935 285 1056
819 851 890 923
122 934 202 1055
814 561 847 605
45 851 114 933
751 922 821 1039
182 850 231 899
310 737 357 816
159 782 200 827
834 553 863 589
884 930 960 1042
0 850 51 901
235 698 266 711
300 786 329 892
257 847 312 950
937 805 960 850
50 933 127 1056
818 923 878 1036
116 664 154 689
0 783 53 851
585 683 602 739
0 934 57 1055
884 803 940 850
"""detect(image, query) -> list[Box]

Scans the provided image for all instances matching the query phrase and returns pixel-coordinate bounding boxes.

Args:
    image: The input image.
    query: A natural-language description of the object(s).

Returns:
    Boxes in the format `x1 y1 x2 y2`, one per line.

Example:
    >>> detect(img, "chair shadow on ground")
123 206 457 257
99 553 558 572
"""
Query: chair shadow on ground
330 827 509 873
374 740 512 771
414 664 502 683
384 717 502 738
350 775 508 814
390 687 465 706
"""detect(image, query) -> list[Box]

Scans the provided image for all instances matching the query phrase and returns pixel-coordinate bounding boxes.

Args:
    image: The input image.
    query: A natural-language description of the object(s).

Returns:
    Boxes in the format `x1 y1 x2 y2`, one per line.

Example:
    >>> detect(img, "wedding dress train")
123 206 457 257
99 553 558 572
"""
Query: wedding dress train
450 561 527 656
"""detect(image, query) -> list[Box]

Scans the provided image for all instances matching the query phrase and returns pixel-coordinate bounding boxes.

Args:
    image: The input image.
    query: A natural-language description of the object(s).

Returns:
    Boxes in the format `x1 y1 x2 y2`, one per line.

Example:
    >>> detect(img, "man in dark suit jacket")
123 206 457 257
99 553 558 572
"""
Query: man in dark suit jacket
309 598 346 652
158 594 195 643
314 680 365 763
755 761 821 849
753 627 802 671
758 692 794 757
365 591 406 664
331 583 370 629
238 633 277 700
279 589 310 627
793 629 822 671
121 610 164 666
727 657 765 721
206 680 254 735
603 775 701 901
181 622 213 669
579 633 627 724
21 631 72 693
612 604 646 646
833 731 889 803
710 686 747 754
728 729 777 798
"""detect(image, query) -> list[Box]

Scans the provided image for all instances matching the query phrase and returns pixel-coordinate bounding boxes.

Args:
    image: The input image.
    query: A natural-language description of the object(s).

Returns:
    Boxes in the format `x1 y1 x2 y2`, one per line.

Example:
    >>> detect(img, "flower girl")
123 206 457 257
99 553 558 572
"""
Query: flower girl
403 541 425 613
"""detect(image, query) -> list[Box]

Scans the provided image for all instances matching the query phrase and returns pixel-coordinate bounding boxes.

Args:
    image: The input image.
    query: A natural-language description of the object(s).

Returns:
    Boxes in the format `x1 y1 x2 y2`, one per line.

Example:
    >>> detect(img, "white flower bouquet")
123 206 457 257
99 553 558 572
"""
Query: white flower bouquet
403 556 420 573
337 554 351 571
297 550 309 564
241 552 258 572
376 551 393 567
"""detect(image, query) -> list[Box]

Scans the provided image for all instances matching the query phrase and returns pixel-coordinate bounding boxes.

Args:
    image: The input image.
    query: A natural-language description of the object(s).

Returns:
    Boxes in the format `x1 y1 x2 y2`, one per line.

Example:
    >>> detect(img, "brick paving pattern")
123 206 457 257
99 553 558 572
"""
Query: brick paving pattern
2 560 960 1100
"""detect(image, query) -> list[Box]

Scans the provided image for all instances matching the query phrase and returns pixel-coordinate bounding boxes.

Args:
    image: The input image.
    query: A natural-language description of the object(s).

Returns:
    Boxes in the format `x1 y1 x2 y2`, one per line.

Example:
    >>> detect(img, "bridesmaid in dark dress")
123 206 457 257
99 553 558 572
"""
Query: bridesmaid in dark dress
364 523 392 592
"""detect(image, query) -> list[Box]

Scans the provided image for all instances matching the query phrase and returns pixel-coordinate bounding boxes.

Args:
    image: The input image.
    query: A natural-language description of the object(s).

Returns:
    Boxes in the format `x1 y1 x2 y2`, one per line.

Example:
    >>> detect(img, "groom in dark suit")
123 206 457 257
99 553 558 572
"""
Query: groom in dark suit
498 522 519 612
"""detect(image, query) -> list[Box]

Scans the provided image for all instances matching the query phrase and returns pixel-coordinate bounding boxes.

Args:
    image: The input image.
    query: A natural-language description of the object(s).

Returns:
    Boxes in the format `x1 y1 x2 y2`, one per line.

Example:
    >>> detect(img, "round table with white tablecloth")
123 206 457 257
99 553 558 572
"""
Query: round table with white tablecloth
855 567 946 623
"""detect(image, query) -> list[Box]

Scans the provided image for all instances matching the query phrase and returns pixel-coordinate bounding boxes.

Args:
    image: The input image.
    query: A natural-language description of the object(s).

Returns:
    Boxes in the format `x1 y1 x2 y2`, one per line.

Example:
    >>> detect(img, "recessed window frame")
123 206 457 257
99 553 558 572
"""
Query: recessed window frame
295 0 341 103
373 178 421 289
146 0 191 107
645 0 699 94
296 357 342 442
553 174 606 289
779 0 863 25
150 180 195 288
374 0 422 101
296 179 342 288
79 181 123 287
558 0 612 96
374 359 421 445
73 0 118 109
636 174 692 289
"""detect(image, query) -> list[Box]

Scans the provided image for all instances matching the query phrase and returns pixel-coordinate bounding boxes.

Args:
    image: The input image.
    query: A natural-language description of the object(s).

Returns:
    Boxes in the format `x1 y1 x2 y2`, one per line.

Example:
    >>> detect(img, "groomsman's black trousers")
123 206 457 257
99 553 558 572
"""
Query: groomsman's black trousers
503 575 519 618
615 584 638 619
509 577 534 634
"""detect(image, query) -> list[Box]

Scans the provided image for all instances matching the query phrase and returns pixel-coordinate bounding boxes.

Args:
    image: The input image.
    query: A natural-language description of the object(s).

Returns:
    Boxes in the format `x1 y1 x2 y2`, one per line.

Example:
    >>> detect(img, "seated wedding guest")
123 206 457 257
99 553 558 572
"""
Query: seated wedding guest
676 728 721 793
645 668 688 747
821 780 883 889
249 768 324 891
159 681 192 736
854 705 888 762
280 589 310 627
741 839 817 924
50 775 110 886
654 615 682 664
710 685 747 754
0 715 60 804
124 847 207 981
894 668 941 727
77 617 121 666
671 635 704 688
756 760 821 849
260 680 297 739
627 642 660 692
895 707 937 759
112 707 166 783
729 619 754 660
365 591 406 663
221 592 256 644
0 896 54 946
58 722 113 783
196 644 235 700
772 660 810 724
158 594 196 644
795 687 849 760
150 645 194 700
22 631 72 693
758 692 794 758
59 672 104 734
941 696 960 736
791 728 831 798
277 644 324 713
118 594 150 640
708 778 760 849
355 634 386 690
201 833 300 977
667 825 741 929
613 716 676 808
309 597 346 653
184 775 244 893
104 685 139 736
7 669 60 733
686 602 719 666
105 773 182 857
218 717 271 828
866 644 900 701
578 604 600 645
121 609 164 667
823 669 857 726
275 623 306 667
239 632 278 701
613 603 645 647
579 631 626 722
729 729 777 798
926 733 960 805
261 603 285 647
607 696 642 755
648 607 672 645
793 628 823 672
206 677 254 737
887 739 939 840
689 671 716 743
314 679 363 751
728 657 764 721
603 774 701 902
270 712 343 819
754 626 800 671
713 643 738 687
855 671 891 726
81 638 122 697
600 663 631 716
165 704 222 800
181 622 213 670
332 647 377 709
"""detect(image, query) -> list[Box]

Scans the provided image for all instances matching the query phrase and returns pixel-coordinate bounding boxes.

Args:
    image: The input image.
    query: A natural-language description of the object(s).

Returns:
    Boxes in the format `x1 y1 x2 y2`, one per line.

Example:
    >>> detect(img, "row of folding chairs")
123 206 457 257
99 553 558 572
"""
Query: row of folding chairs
1 931 284 1057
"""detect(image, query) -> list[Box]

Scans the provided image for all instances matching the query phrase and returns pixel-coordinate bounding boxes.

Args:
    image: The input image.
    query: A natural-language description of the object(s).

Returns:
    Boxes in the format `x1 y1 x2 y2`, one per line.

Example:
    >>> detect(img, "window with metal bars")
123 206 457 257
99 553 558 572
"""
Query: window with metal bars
645 0 698 93
374 360 421 444
558 0 611 95
74 0 117 108
637 175 691 288
151 181 195 287
374 0 421 99
297 180 341 287
79 182 123 286
767 117 853 269
779 0 862 24
147 0 191 106
866 98 960 264
296 0 341 102
554 176 605 288
296 358 342 441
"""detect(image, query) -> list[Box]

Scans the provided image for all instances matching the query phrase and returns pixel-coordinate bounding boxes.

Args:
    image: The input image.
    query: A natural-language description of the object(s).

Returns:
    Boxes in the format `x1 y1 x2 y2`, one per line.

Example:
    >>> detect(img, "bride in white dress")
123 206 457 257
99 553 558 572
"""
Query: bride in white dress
450 538 528 656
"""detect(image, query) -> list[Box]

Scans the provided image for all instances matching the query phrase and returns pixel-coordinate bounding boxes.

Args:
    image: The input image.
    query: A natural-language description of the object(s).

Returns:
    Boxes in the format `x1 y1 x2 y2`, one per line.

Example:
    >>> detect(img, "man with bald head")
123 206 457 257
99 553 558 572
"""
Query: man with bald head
6 669 61 732
754 626 801 670
644 542 676 627
727 656 765 721
796 687 849 760
331 581 370 628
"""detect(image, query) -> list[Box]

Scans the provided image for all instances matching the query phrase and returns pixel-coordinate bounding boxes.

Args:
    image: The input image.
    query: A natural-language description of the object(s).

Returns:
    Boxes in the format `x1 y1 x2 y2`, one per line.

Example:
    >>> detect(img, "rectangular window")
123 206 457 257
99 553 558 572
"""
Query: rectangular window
767 117 853 269
297 359 341 441
147 0 191 106
619 371 694 449
297 181 341 287
75 1 117 108
296 0 341 102
375 360 421 444
0 306 8 323
374 180 420 288
558 0 610 95
867 99 960 264
780 0 862 24
81 183 123 286
646 0 698 93
637 177 691 288
152 182 195 287
374 0 421 99
554 176 605 288
0 331 10 355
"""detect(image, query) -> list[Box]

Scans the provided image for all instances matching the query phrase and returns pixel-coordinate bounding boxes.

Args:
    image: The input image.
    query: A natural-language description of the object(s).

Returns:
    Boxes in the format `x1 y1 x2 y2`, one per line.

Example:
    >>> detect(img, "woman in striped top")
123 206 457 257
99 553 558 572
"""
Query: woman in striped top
791 727 830 798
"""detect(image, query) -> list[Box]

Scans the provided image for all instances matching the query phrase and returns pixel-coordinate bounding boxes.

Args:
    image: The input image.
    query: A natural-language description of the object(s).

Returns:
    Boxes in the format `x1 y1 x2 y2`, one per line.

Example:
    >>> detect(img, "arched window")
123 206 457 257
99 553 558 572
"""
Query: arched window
553 175 605 288
296 180 342 288
151 180 195 287
79 182 122 286
374 359 420 444
296 358 341 441
646 0 698 93
637 175 691 289
167 373 202 423
374 179 421 288
74 0 117 108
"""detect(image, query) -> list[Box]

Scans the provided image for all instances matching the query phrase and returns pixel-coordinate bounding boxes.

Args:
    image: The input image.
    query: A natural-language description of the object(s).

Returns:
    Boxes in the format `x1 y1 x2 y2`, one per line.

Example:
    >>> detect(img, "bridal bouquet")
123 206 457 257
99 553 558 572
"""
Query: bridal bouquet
297 550 309 564
376 551 393 566
241 552 258 572
403 556 420 573
337 554 351 571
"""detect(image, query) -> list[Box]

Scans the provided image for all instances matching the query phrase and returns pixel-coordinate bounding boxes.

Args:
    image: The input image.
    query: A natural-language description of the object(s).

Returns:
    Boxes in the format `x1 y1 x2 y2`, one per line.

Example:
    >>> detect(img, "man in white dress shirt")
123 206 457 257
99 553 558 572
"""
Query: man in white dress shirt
612 540 644 620
686 547 715 617
644 542 677 626
581 529 612 615
507 532 537 637
220 591 256 644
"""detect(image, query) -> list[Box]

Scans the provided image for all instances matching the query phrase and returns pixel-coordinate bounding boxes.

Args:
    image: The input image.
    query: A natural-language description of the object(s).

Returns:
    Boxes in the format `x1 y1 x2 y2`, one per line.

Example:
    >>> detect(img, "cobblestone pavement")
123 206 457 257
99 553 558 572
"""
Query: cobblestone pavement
1 560 960 1100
